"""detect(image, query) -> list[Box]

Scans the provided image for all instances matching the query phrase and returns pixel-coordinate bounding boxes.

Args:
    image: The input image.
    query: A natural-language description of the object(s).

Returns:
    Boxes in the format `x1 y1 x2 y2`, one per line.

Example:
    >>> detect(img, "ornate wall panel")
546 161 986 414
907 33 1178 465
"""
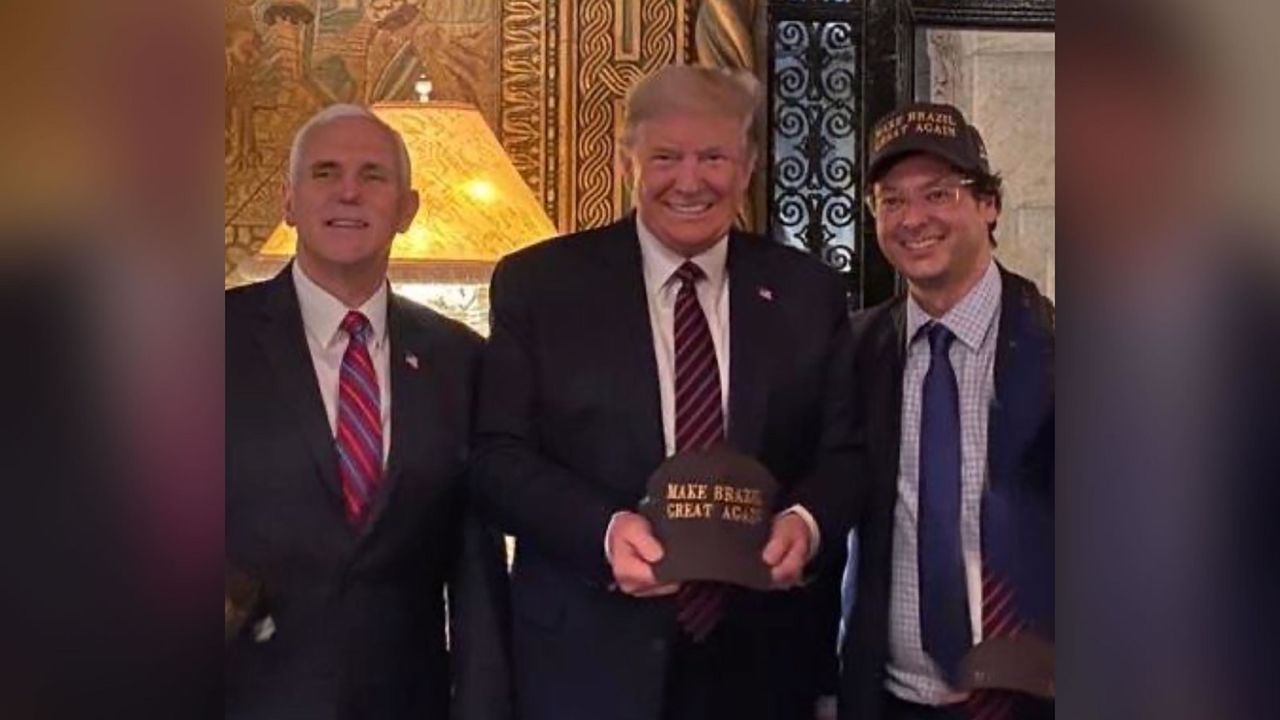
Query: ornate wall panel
557 0 690 230
226 0 696 277
500 0 557 220
225 0 502 278
499 0 694 231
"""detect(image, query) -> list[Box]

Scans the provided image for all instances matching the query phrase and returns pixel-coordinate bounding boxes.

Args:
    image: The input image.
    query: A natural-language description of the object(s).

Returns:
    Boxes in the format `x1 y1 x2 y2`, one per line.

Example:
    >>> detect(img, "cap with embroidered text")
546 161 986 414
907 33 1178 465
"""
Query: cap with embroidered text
867 102 990 182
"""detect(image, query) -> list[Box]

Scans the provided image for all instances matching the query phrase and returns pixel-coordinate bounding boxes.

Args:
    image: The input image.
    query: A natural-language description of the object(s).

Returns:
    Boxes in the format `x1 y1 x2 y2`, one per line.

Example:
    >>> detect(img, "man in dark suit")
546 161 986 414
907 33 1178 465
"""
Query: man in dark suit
471 64 860 720
225 104 511 720
837 103 1054 720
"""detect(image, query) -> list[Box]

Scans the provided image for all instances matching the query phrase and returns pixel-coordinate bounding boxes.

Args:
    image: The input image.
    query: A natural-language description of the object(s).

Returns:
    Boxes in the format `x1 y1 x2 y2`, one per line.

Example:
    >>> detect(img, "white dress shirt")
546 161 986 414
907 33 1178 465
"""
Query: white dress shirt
292 261 392 464
603 218 820 557
636 219 732 454
886 259 1001 705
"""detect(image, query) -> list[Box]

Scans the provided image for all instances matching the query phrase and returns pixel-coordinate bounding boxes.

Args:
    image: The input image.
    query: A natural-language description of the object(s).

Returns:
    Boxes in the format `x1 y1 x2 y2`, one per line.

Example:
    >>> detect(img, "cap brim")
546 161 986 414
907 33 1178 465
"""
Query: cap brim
654 554 773 591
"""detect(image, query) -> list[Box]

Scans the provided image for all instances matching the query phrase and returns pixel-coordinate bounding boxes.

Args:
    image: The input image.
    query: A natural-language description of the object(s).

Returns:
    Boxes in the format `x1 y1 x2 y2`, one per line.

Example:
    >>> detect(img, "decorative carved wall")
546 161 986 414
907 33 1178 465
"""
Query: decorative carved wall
499 0 557 219
226 0 695 277
555 0 691 230
225 0 503 277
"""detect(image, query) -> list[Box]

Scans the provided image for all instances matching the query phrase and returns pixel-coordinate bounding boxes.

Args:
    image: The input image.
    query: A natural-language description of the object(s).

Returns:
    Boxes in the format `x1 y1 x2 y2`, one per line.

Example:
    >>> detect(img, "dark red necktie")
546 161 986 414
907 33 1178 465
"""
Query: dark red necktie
670 261 728 642
335 311 383 526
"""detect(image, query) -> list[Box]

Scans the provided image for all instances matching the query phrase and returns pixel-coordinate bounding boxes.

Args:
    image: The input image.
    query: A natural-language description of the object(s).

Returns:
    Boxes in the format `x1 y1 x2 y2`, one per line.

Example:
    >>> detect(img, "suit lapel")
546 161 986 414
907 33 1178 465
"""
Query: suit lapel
865 298 908 637
881 301 908 497
255 266 346 508
985 269 1055 630
358 291 437 537
988 268 1054 493
595 219 665 467
854 296 909 539
726 234 777 456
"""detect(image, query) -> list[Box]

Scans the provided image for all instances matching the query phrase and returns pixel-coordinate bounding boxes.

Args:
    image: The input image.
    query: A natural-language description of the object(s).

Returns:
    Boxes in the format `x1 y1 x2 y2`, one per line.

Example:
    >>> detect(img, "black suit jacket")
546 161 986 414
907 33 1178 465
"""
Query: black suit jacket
471 218 861 720
837 266 1054 720
225 266 512 720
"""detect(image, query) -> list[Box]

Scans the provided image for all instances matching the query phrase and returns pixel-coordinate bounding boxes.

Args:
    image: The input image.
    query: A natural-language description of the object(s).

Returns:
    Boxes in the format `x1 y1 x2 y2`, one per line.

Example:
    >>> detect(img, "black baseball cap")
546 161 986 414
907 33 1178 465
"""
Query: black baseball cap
637 445 779 590
866 102 991 183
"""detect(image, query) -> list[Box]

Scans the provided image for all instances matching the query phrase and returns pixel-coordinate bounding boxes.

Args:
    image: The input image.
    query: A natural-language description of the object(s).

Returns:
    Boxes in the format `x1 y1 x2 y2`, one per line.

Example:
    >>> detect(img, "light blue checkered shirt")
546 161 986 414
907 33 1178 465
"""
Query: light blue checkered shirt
886 260 1001 705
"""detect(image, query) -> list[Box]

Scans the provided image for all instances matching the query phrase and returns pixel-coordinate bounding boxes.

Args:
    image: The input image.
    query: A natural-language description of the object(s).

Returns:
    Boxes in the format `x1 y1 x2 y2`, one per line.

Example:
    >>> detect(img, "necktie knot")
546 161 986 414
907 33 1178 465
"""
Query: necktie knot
673 261 705 288
926 322 955 357
341 311 372 344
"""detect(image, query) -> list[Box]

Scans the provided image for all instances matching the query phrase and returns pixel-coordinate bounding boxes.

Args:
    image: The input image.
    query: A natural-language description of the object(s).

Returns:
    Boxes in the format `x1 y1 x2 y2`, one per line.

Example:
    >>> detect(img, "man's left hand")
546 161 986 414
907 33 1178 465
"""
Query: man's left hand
762 512 810 589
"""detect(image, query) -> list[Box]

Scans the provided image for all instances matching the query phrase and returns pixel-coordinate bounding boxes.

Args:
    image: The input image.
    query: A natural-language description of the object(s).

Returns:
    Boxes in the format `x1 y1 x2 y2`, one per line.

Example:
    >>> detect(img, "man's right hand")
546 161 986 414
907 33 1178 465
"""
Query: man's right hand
606 511 681 597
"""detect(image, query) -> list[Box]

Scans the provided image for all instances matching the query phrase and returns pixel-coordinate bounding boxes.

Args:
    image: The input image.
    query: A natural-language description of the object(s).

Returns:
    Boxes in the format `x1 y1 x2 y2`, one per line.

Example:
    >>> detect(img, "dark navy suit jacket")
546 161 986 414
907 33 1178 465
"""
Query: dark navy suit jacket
225 267 512 720
837 266 1054 720
472 217 861 720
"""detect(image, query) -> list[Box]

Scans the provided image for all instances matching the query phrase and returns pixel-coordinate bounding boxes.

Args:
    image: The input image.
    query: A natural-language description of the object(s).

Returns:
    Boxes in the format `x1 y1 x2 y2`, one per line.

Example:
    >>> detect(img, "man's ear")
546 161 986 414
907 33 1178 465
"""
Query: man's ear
396 189 420 233
616 145 636 181
616 146 637 198
739 145 759 194
282 180 297 227
977 194 999 226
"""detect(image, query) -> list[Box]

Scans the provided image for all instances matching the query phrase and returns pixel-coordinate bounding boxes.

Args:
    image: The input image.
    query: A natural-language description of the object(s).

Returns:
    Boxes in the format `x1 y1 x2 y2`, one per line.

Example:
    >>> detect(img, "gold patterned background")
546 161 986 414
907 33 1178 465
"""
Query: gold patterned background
225 0 702 278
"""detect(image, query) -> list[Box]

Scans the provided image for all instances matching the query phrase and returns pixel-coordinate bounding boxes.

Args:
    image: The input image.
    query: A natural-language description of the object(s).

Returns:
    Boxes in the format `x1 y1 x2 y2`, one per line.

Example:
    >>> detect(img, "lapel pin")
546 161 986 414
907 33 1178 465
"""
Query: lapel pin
757 286 774 302
405 352 419 370
252 615 276 643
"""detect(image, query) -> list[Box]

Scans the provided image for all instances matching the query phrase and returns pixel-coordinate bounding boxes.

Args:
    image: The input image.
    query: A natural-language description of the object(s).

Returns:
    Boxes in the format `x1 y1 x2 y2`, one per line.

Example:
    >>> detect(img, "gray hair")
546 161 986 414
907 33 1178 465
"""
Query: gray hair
287 104 412 191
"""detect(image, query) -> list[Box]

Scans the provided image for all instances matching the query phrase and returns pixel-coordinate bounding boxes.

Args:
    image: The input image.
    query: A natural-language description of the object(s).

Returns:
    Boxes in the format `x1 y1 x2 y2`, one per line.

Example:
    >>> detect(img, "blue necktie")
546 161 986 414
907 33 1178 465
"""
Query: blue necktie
918 322 971 683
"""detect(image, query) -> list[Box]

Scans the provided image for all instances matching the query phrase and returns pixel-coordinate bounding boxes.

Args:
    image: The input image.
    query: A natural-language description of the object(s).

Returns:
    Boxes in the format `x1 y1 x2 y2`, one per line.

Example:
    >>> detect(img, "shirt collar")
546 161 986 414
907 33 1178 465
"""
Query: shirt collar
292 261 389 350
905 258 1001 351
636 214 729 296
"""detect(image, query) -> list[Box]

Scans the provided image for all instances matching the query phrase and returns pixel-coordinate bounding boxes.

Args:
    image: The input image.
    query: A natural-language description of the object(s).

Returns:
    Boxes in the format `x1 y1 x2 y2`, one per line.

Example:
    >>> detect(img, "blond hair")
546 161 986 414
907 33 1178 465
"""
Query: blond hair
618 64 762 152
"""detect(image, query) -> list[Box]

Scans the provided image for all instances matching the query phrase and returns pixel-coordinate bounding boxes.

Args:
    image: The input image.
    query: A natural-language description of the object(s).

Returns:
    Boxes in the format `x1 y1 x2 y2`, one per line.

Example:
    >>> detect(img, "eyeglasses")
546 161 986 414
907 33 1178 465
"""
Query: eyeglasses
865 178 975 218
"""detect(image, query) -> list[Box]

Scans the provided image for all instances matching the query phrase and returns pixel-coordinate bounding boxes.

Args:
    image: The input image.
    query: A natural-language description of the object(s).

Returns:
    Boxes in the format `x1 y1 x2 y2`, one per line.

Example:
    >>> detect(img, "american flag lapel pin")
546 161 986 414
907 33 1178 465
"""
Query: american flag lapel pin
757 286 774 302
405 352 419 370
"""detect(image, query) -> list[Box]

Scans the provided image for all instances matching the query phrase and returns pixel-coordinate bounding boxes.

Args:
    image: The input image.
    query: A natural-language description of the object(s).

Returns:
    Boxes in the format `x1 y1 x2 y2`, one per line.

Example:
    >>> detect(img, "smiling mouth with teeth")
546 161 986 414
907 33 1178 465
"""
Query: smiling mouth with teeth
325 219 370 229
667 203 712 215
903 235 943 250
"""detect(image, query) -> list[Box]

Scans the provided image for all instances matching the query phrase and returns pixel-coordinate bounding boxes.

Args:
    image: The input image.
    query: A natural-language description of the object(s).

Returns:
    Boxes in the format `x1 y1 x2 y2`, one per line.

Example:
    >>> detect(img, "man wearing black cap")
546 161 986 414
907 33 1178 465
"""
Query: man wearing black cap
836 103 1054 720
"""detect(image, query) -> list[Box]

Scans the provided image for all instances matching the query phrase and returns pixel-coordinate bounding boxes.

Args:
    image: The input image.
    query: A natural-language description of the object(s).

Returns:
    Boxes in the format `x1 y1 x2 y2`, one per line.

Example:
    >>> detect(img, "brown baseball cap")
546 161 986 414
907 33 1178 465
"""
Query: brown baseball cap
958 632 1055 699
638 445 779 590
867 102 991 182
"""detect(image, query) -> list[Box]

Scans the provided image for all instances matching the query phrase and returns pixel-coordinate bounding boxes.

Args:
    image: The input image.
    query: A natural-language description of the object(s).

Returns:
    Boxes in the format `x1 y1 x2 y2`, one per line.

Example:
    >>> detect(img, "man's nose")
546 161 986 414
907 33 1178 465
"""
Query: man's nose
338 174 361 203
673 157 701 191
899 194 929 228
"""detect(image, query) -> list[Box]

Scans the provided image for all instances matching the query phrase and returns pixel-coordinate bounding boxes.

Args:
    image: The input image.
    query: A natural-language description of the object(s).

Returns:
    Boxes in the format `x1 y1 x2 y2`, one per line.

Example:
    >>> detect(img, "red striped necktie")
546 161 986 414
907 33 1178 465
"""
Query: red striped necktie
335 310 383 527
670 261 728 642
964 570 1025 719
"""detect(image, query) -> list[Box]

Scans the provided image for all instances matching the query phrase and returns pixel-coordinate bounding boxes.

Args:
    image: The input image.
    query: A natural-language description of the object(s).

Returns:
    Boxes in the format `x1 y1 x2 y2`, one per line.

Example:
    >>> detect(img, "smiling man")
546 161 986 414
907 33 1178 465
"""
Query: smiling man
225 105 511 720
472 65 861 720
837 103 1055 720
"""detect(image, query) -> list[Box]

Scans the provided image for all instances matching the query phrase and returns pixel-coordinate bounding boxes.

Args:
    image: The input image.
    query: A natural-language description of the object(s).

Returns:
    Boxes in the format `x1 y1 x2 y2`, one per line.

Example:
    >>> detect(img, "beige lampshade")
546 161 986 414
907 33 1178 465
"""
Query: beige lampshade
231 101 556 334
